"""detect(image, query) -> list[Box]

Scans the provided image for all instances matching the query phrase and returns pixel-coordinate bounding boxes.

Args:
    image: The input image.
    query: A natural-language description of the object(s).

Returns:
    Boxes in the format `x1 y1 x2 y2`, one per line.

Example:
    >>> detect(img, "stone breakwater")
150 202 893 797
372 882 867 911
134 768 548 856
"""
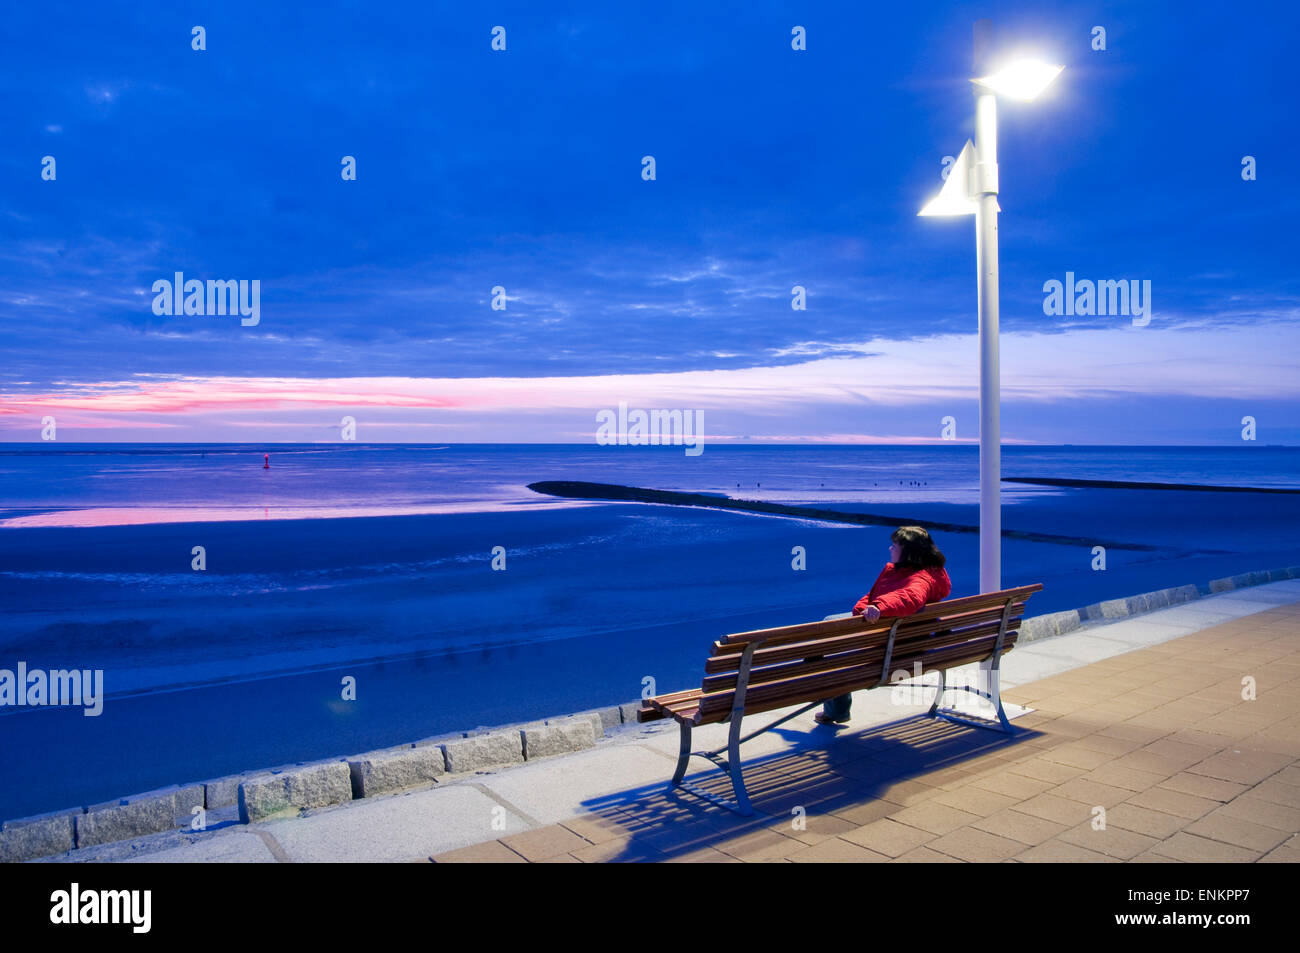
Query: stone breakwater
526 481 1163 551
3 563 1297 862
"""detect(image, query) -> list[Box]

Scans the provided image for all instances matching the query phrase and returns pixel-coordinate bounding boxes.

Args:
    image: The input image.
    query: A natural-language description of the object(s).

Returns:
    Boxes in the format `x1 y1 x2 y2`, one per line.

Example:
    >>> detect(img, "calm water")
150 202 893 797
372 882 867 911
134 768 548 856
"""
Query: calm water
0 443 1296 819
2 443 1297 526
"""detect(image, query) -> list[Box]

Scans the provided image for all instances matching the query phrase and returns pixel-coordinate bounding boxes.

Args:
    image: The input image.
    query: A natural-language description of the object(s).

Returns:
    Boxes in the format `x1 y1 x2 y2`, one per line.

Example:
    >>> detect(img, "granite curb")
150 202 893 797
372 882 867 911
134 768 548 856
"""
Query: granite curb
2 702 631 860
1017 564 1300 644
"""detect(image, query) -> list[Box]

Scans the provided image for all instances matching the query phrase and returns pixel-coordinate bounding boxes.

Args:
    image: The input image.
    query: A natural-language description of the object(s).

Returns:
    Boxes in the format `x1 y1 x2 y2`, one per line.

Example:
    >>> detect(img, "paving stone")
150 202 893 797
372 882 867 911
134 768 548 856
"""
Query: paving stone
1057 821 1160 860
1129 848 1183 862
1138 738 1221 771
1187 748 1293 785
840 818 937 857
772 808 864 846
877 778 941 807
886 802 982 835
499 824 592 861
1155 772 1248 803
569 836 663 863
558 813 630 845
1148 831 1262 863
969 771 1057 800
1246 776 1300 808
1006 759 1086 785
1107 750 1188 778
431 839 528 863
1095 722 1171 745
1212 794 1300 832
786 837 892 863
1014 793 1100 827
1258 844 1300 863
1125 787 1222 820
1049 777 1134 809
638 817 738 855
930 786 1019 818
971 809 1069 846
917 765 983 791
662 846 742 863
890 845 965 862
714 829 804 862
1013 839 1120 862
1106 803 1189 839
1073 733 1147 757
1079 763 1170 793
926 824 1029 863
1183 811 1292 853
1275 764 1300 785
1040 745 1114 771
827 798 901 828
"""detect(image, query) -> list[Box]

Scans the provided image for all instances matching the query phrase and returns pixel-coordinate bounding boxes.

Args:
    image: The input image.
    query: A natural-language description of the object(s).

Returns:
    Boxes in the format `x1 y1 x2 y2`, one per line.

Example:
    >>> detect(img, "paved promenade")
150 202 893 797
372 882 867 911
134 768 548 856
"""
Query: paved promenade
55 580 1300 863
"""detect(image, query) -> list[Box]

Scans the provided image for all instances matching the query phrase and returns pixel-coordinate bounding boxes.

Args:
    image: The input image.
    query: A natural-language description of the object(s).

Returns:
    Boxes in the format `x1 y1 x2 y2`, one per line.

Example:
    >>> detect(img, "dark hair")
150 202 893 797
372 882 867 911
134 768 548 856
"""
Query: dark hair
891 525 945 571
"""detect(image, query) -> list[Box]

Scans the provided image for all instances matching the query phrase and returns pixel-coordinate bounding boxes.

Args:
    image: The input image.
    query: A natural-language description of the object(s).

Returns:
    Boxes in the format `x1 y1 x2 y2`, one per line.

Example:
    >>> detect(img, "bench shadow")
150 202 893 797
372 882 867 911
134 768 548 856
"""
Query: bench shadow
577 713 1045 862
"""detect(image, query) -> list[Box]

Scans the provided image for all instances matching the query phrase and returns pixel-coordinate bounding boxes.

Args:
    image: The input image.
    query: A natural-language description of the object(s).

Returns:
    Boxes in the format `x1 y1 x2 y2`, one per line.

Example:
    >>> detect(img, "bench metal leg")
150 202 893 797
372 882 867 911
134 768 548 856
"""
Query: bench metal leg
672 712 759 816
921 598 1020 733
670 700 823 816
725 711 752 815
921 660 1015 734
672 720 692 784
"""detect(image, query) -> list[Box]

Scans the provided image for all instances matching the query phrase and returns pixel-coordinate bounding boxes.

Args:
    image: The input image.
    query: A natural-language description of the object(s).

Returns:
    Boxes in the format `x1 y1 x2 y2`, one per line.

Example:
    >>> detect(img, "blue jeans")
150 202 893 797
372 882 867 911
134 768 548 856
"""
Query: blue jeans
822 693 851 721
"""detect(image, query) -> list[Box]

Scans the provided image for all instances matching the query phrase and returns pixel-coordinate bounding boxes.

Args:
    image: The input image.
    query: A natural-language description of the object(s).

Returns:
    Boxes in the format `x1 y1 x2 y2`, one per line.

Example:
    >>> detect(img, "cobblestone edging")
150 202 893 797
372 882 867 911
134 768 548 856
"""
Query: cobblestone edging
4 563 1298 861
1017 565 1300 643
0 706 638 863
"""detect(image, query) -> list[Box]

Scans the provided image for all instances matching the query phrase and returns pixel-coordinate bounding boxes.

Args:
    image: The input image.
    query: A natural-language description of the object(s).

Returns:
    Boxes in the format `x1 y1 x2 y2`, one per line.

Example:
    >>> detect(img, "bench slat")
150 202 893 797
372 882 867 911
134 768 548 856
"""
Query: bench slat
709 599 1025 660
700 614 1023 693
704 601 1028 673
716 584 1041 648
643 628 1021 726
697 634 1018 718
693 642 1018 724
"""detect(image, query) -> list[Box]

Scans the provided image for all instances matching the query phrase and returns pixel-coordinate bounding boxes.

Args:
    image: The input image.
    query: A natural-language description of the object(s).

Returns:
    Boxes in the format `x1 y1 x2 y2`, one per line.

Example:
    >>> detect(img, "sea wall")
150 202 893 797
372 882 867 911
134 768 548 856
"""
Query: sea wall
1016 565 1300 643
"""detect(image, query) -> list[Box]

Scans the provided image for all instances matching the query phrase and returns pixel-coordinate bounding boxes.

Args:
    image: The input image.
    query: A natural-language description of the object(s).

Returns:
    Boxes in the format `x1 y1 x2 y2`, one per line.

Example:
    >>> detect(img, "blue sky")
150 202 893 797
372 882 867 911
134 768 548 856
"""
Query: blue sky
2 0 1298 444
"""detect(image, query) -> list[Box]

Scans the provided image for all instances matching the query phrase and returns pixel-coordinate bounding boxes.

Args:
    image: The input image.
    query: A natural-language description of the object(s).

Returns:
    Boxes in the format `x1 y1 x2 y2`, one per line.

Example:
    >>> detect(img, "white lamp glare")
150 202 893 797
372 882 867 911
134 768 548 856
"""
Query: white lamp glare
974 59 1063 101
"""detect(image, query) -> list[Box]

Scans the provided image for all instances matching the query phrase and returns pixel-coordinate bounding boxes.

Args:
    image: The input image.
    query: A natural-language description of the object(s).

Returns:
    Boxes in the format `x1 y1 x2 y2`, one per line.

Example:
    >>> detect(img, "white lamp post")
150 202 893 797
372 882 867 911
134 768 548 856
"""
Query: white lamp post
919 20 1062 595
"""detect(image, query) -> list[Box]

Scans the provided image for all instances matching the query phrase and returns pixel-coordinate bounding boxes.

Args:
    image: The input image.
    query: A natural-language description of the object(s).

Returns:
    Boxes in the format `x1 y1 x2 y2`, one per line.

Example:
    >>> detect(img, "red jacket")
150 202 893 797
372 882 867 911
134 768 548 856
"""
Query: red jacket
854 563 952 618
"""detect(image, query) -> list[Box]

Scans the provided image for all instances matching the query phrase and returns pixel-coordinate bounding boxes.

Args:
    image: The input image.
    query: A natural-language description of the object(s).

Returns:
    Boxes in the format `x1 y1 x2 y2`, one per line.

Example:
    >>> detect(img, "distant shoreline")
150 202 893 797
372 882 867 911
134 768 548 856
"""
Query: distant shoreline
1003 476 1300 494
526 480 1161 551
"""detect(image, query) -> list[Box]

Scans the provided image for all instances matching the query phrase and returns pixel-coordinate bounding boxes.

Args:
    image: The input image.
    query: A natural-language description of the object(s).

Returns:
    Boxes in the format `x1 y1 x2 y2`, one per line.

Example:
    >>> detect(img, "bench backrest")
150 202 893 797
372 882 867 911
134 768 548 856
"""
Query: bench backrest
694 583 1042 722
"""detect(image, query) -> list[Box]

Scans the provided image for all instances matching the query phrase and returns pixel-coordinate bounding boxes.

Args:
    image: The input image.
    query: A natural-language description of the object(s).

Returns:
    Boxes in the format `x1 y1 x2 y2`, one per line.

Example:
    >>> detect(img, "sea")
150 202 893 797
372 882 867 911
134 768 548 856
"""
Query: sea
0 443 1296 819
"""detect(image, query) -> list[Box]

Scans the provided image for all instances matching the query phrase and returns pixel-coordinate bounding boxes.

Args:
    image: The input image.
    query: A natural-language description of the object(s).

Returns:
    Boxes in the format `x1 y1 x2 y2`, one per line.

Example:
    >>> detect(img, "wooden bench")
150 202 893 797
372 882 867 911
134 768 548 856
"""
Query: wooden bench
638 583 1043 815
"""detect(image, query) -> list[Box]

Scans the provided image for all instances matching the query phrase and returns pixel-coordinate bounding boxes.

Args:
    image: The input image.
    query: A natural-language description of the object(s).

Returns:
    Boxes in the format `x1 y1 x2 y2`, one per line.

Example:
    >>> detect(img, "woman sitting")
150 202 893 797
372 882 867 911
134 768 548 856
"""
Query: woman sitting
814 525 952 726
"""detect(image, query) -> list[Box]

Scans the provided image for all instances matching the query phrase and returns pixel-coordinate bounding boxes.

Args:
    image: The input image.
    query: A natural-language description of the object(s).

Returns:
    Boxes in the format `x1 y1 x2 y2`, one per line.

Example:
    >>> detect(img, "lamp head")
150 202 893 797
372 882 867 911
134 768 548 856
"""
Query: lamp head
973 59 1063 101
